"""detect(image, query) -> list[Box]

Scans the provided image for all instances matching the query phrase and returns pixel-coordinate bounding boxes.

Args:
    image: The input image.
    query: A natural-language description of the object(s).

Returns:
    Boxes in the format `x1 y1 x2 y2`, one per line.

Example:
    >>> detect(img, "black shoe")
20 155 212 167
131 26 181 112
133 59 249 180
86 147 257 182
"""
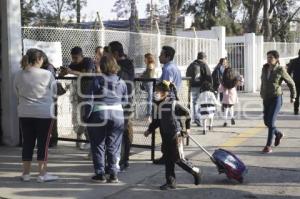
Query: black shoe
294 110 299 115
231 118 235 125
153 157 165 165
107 174 119 183
203 130 206 135
208 126 213 131
223 122 227 127
91 174 106 183
119 162 129 172
159 183 176 190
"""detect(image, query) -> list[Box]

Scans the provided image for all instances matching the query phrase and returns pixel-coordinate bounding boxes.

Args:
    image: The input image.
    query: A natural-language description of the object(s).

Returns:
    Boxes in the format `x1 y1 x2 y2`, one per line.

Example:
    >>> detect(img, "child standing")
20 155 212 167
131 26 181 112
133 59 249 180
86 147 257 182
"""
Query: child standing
197 81 221 134
218 68 243 127
144 81 201 190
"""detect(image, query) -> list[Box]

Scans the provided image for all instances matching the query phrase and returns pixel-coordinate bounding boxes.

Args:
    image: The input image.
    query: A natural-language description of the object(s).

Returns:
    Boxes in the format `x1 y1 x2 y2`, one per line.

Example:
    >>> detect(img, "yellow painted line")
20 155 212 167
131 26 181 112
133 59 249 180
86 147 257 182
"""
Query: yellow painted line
219 122 265 149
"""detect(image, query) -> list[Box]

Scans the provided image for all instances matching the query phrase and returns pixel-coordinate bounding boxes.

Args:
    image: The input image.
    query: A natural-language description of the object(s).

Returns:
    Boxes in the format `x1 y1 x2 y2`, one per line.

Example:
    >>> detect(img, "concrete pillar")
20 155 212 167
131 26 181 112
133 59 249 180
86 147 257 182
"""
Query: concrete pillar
1 0 22 146
244 33 256 93
256 35 264 92
212 26 226 58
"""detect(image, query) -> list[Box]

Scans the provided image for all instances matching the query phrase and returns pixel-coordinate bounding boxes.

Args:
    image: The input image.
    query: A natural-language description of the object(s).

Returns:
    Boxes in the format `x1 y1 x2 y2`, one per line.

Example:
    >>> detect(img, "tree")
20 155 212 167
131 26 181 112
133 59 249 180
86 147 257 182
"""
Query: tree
112 0 131 19
167 0 185 35
129 0 140 32
242 0 263 33
20 0 37 26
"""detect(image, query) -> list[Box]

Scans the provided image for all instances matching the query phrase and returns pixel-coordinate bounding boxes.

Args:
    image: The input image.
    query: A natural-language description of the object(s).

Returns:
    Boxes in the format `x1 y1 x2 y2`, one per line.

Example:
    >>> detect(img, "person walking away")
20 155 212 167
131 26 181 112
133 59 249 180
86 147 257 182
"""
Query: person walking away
218 67 243 127
196 81 220 134
287 49 300 115
260 50 296 153
140 53 156 122
14 48 58 182
109 41 134 171
186 52 212 127
144 81 201 190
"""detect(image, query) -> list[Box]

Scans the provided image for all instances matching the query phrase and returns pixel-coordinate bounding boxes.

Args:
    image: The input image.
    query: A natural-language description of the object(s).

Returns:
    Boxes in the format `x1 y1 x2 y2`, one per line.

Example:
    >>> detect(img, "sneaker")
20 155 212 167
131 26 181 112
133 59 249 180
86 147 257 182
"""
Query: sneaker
192 167 202 185
91 174 106 183
80 143 90 150
208 126 213 131
120 162 129 171
274 132 284 147
37 173 58 183
107 174 119 183
231 118 235 125
223 122 228 127
21 174 31 182
153 157 165 165
262 146 272 153
159 183 176 190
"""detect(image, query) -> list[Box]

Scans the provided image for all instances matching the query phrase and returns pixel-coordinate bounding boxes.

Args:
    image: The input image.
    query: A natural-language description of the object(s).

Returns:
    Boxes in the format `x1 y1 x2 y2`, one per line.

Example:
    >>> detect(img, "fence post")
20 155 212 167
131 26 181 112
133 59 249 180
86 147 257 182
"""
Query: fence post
155 20 161 67
256 35 264 92
1 0 22 146
212 26 226 58
97 12 105 47
244 33 256 92
193 27 198 59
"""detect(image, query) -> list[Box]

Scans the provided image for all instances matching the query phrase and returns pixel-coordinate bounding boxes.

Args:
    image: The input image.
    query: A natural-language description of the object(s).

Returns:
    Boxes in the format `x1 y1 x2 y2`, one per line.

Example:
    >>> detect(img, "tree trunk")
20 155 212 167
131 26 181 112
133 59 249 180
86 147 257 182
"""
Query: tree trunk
129 0 139 32
263 0 271 41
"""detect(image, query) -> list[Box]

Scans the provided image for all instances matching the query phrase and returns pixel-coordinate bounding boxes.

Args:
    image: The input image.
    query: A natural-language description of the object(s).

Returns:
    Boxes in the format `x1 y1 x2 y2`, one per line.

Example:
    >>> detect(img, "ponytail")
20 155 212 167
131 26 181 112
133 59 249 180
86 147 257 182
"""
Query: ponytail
20 55 29 70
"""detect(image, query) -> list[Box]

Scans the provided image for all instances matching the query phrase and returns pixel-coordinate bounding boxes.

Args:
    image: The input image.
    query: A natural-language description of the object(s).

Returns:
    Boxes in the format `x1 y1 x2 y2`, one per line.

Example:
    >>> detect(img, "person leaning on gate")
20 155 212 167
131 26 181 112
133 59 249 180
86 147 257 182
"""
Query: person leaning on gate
287 49 300 115
109 41 135 171
153 45 182 165
260 50 296 154
186 52 212 127
83 55 128 183
59 46 95 150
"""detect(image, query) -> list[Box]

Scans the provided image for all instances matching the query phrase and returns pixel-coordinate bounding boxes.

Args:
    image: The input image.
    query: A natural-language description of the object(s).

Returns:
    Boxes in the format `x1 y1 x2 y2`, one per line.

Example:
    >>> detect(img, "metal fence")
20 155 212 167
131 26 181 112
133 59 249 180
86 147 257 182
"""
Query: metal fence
225 42 245 91
21 27 219 68
55 77 190 160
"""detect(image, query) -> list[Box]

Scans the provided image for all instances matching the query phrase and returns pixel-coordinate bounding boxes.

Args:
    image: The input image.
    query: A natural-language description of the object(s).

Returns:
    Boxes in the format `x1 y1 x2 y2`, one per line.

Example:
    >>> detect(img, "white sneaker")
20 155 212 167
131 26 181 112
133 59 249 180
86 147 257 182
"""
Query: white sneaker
80 143 90 150
21 174 31 182
37 173 59 183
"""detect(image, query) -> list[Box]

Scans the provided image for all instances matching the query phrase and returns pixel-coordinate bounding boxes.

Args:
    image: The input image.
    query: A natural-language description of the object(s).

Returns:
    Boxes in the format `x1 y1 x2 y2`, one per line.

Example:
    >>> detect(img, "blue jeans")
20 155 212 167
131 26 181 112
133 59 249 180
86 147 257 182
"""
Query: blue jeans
87 110 124 175
144 82 153 116
191 87 200 121
263 96 282 146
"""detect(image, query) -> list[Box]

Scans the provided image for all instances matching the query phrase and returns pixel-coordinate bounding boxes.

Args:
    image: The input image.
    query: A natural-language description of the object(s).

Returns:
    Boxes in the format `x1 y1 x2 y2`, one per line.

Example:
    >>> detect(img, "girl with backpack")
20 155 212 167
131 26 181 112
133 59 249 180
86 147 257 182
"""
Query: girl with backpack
218 68 244 127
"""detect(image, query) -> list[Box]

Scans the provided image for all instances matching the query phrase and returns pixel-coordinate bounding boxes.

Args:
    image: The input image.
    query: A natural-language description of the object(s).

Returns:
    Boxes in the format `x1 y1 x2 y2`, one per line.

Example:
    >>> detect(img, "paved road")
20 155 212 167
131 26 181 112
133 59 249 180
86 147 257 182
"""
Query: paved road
0 92 299 199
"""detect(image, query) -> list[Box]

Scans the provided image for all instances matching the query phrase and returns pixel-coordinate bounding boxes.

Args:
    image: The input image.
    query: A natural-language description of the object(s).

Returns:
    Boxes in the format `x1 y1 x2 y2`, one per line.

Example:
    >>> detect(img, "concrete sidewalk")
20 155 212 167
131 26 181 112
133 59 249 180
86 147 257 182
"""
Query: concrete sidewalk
1 92 300 199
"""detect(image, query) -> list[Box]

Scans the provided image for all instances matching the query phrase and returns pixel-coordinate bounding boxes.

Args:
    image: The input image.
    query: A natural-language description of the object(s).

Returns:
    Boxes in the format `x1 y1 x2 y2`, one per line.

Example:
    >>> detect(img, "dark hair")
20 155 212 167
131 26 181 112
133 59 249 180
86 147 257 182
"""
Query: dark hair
71 46 83 55
109 41 125 57
162 46 175 61
103 46 109 53
218 58 225 65
222 67 238 89
267 50 279 59
21 48 44 70
155 81 179 100
200 81 213 92
197 52 207 60
95 46 103 53
40 50 50 67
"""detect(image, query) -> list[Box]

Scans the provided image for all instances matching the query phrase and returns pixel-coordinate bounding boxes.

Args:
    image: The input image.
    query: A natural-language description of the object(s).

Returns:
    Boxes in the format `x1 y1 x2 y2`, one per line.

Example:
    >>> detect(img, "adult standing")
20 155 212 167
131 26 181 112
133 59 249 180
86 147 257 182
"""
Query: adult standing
212 58 228 99
94 46 104 73
153 46 182 165
109 41 134 171
186 52 212 126
84 55 128 183
287 49 300 115
260 50 296 153
14 48 58 182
